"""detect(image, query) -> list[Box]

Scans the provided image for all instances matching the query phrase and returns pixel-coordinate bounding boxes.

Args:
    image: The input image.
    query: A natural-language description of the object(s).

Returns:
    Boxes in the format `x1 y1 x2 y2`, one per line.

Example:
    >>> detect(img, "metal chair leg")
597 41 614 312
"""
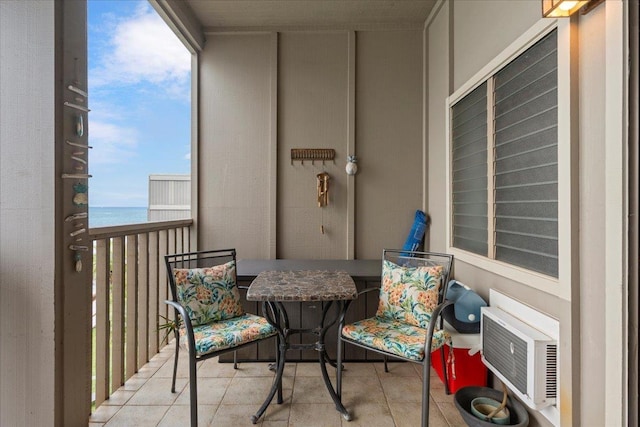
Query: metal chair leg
171 329 179 393
422 360 431 427
189 356 198 427
440 346 451 395
233 350 238 369
383 355 389 373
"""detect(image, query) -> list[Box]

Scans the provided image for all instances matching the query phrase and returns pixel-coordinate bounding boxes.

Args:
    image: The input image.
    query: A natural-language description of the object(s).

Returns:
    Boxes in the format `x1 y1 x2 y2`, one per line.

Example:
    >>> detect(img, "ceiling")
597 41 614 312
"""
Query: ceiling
183 0 439 31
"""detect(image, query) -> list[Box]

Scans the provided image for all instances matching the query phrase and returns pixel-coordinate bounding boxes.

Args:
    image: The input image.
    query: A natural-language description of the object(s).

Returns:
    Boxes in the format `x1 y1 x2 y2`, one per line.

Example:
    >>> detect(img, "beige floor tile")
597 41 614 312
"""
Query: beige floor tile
288 403 342 427
102 389 135 406
157 404 218 427
88 423 105 427
294 362 326 377
174 377 232 405
122 376 148 391
291 376 334 404
374 361 420 377
388 400 449 427
378 375 423 403
341 401 395 427
155 354 192 378
212 404 264 427
223 376 292 405
234 362 295 378
340 376 386 404
263 395 292 422
98 343 466 427
133 364 162 379
127 377 187 405
198 357 239 378
339 363 377 377
104 405 170 427
89 405 121 423
429 376 455 403
437 401 467 427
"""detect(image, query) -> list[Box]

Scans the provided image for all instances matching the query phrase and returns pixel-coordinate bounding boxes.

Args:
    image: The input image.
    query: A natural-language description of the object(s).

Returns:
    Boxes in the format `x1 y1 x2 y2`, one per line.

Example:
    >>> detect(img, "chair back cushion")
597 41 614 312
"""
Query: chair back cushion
376 259 444 328
172 260 244 326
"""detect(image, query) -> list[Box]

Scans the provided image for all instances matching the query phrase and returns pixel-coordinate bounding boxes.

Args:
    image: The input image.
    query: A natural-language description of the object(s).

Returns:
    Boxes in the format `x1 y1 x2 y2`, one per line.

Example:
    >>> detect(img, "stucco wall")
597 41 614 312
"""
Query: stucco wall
0 1 56 425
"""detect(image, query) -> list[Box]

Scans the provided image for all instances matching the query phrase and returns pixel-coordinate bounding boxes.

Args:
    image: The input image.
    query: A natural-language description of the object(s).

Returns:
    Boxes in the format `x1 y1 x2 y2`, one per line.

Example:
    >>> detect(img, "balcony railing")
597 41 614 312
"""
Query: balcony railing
89 219 193 408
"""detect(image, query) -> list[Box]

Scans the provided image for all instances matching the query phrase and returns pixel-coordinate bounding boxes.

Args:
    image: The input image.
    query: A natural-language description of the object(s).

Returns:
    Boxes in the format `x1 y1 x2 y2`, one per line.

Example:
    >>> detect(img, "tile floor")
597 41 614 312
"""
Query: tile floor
89 343 466 427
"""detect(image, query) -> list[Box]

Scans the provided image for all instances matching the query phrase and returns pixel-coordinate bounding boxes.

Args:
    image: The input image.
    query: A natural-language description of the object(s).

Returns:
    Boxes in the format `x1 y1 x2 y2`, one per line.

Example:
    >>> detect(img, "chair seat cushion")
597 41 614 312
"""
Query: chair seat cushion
341 317 450 361
181 313 276 357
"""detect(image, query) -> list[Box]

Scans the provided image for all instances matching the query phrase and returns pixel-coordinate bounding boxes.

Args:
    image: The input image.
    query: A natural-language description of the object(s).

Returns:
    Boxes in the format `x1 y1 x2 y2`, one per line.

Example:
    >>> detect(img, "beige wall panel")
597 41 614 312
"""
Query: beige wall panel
0 1 55 425
452 0 539 90
427 4 450 253
355 31 423 259
277 32 348 259
199 34 272 258
578 7 607 426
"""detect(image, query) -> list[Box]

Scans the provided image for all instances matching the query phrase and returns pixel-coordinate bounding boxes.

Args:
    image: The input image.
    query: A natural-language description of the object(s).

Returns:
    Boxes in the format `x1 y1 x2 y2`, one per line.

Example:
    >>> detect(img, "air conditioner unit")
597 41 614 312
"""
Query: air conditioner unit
481 306 558 410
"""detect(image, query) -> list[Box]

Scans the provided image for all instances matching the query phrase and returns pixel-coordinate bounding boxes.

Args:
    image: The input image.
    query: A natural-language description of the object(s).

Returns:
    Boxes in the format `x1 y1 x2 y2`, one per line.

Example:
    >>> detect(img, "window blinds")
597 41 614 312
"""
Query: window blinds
493 30 558 277
451 82 488 256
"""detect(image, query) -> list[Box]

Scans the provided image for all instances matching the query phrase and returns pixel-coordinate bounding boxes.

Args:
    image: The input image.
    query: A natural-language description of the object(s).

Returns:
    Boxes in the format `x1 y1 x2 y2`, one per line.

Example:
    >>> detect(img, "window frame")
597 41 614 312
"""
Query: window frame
445 18 575 301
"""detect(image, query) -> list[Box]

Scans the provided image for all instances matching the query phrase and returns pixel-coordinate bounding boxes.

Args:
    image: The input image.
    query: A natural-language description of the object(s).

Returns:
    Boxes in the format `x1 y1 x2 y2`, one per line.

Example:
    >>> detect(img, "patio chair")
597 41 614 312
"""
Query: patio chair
164 249 278 427
337 249 454 427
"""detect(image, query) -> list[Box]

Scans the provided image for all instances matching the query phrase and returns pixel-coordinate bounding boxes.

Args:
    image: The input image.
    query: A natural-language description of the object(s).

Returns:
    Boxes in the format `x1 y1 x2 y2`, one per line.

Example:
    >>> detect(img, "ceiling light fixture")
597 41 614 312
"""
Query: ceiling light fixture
542 0 590 17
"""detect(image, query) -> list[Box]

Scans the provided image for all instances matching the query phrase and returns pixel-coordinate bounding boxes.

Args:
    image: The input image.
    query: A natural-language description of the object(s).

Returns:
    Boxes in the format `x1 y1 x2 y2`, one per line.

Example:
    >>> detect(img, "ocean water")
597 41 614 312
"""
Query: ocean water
89 206 148 227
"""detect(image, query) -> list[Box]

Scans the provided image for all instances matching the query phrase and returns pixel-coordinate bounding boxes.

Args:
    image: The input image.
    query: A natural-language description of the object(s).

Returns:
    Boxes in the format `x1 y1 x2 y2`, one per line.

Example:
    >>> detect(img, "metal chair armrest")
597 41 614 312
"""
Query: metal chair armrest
423 300 453 352
164 300 197 356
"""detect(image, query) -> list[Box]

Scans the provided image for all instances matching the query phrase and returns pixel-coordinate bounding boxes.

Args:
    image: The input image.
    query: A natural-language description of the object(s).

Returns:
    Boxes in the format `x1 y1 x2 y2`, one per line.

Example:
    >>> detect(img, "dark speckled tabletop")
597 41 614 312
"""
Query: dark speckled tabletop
246 270 358 302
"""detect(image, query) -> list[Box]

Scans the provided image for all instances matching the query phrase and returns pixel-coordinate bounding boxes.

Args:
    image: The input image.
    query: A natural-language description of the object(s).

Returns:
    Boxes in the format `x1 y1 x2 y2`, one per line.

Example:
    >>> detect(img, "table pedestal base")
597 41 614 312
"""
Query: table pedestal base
251 301 351 424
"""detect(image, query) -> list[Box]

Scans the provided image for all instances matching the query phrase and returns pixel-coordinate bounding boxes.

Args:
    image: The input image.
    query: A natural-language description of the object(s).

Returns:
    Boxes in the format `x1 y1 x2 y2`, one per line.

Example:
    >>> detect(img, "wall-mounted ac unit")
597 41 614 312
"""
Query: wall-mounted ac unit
481 306 558 410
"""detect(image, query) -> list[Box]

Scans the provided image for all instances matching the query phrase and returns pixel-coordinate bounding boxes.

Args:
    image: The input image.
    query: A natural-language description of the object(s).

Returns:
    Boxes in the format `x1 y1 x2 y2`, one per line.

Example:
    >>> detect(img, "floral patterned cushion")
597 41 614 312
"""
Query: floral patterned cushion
341 317 450 361
180 313 276 357
173 261 244 326
376 259 444 329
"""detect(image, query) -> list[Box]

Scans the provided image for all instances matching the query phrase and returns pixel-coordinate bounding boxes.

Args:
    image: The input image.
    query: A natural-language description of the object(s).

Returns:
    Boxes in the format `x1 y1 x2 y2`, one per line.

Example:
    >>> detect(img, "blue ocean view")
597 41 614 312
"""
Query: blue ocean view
89 206 148 227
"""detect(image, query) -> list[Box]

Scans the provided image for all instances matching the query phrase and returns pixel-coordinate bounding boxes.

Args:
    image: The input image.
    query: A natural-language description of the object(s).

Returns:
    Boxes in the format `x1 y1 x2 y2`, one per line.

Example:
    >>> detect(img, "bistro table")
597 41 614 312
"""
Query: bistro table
246 269 358 424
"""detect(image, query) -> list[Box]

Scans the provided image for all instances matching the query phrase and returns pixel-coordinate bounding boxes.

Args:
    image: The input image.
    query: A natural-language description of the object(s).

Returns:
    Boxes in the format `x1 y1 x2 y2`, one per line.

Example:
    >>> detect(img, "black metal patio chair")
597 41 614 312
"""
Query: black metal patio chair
164 248 279 427
336 249 454 427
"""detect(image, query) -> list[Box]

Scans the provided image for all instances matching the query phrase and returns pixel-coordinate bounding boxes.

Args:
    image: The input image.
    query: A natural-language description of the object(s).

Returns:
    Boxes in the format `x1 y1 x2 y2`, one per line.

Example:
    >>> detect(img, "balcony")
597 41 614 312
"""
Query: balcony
87 220 463 426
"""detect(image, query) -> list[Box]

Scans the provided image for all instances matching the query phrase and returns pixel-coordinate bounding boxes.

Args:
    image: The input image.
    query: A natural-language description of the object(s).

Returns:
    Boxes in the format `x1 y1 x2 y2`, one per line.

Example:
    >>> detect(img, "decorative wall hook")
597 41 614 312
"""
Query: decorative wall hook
345 155 358 176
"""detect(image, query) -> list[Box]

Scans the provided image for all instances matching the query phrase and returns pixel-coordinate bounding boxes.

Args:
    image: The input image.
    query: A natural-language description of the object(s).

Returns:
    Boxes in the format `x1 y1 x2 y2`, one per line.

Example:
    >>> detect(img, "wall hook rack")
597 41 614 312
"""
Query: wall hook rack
291 148 335 165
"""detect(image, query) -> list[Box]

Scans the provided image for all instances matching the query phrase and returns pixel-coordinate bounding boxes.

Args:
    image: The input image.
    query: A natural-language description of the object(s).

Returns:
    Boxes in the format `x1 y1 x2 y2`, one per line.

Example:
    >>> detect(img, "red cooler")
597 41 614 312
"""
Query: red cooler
431 321 487 393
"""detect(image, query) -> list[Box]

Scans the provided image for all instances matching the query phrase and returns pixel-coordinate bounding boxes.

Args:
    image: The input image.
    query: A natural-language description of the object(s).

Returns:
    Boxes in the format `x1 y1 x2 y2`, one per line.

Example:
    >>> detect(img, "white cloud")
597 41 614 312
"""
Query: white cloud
91 3 190 90
89 120 139 165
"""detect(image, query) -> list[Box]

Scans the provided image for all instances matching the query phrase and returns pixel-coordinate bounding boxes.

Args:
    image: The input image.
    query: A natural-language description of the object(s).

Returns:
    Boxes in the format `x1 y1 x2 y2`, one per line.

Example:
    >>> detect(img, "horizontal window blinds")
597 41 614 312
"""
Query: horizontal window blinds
451 83 488 256
493 30 558 277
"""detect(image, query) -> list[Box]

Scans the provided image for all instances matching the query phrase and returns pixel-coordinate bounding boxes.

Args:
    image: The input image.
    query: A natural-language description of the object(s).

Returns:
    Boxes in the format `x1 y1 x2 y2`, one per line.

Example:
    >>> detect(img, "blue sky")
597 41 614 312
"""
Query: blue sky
88 0 191 207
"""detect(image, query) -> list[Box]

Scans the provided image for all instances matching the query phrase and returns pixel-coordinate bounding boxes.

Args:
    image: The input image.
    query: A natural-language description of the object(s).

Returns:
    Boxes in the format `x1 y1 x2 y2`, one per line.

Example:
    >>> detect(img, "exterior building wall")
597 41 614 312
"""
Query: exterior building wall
0 1 56 425
148 174 191 221
426 1 627 426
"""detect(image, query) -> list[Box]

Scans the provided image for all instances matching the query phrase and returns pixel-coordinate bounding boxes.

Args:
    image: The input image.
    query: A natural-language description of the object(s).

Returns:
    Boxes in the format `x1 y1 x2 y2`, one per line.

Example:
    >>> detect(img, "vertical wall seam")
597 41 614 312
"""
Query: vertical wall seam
347 31 356 259
269 32 279 259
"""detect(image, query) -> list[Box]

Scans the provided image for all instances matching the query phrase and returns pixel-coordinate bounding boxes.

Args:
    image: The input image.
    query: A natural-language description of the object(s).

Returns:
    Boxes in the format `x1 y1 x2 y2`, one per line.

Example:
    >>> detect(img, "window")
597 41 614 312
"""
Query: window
448 25 565 286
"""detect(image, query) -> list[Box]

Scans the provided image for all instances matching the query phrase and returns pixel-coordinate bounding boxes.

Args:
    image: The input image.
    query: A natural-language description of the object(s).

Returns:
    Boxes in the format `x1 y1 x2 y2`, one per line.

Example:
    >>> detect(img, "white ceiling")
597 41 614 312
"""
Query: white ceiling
184 0 438 31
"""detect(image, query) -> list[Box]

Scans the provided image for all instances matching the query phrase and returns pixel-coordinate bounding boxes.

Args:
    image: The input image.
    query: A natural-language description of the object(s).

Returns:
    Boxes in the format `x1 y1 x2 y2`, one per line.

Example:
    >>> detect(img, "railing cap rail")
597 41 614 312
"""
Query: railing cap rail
89 219 193 240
